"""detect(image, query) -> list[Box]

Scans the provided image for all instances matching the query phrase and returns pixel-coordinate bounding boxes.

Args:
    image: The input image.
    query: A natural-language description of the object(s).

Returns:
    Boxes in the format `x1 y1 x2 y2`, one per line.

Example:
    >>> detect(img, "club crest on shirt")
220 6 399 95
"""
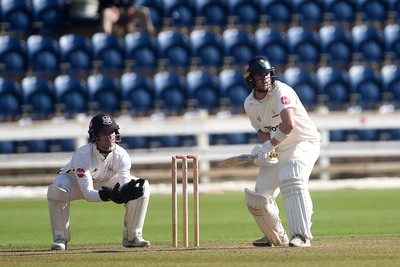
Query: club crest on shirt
281 96 290 105
107 165 113 172
76 168 85 178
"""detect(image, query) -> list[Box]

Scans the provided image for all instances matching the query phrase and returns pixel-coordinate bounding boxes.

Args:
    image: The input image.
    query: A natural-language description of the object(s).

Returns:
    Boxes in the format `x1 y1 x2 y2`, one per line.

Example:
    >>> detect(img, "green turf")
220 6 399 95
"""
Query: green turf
1 189 400 266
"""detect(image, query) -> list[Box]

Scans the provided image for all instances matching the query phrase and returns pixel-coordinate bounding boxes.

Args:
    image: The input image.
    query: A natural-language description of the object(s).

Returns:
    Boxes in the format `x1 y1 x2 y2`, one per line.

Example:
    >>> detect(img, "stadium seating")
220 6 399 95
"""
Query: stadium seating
354 0 388 24
134 0 163 29
153 71 187 113
124 32 158 73
49 139 76 152
284 67 318 107
291 0 323 27
189 29 223 69
259 0 292 28
348 65 382 109
218 68 249 111
120 72 154 115
59 33 93 76
91 32 125 74
222 28 255 67
323 0 355 26
351 24 385 63
255 27 288 66
86 73 121 114
27 34 60 77
0 35 28 76
157 30 190 70
186 70 220 111
319 25 352 66
226 0 260 28
317 66 350 110
381 64 400 106
162 0 195 29
21 76 55 118
384 23 400 62
0 77 22 118
122 136 149 149
194 0 227 30
54 74 88 115
287 26 320 65
0 141 15 154
31 0 66 34
0 0 32 35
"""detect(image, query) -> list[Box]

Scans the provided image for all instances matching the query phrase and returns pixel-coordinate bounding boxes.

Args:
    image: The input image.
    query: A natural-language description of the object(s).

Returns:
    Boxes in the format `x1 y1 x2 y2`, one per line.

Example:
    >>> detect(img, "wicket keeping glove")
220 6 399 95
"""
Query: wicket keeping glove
119 179 145 201
99 183 127 204
254 140 279 167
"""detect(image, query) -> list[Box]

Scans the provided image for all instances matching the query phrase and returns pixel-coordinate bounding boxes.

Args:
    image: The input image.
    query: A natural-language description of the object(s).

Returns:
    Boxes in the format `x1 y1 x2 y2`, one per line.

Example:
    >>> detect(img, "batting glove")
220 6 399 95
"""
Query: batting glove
251 144 263 157
254 141 279 167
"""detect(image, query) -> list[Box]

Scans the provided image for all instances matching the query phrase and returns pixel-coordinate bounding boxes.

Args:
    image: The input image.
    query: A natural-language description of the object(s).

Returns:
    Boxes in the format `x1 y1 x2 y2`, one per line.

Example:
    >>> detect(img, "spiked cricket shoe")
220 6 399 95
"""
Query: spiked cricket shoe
50 240 67 251
253 234 289 247
123 236 150 248
289 235 311 247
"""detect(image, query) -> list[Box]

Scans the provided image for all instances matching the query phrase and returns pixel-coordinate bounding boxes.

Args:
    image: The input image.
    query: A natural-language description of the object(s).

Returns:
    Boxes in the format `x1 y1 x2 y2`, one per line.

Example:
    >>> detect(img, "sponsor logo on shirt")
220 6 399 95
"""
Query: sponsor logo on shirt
281 96 290 105
264 124 280 132
76 168 85 178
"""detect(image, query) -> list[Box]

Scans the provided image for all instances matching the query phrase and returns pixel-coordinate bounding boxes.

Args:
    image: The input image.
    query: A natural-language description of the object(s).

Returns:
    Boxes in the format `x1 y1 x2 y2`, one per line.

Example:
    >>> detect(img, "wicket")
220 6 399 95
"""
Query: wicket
172 155 199 247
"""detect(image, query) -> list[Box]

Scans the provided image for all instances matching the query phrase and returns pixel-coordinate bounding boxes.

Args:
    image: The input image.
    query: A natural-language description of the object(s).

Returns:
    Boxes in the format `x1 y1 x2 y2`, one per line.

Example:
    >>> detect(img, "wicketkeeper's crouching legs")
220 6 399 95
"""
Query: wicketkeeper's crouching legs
122 179 151 247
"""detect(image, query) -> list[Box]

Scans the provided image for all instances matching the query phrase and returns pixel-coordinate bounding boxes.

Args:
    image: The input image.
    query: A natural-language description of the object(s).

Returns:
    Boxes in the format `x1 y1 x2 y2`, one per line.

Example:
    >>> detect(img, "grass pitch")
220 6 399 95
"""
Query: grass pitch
1 189 400 266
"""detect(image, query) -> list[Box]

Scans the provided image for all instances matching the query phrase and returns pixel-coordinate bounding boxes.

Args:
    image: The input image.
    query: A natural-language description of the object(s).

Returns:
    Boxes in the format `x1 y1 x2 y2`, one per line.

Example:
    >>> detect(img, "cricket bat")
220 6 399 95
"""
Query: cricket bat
218 151 278 168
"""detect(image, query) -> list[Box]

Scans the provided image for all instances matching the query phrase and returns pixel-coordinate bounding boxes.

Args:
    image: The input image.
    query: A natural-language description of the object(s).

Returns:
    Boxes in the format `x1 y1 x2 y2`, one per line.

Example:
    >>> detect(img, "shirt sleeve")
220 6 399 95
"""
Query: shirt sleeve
274 84 298 113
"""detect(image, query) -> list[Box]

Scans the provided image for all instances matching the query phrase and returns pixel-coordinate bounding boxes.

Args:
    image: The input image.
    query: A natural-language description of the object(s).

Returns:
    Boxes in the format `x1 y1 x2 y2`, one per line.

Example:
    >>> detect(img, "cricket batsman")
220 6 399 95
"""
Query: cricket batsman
243 56 321 247
47 113 150 250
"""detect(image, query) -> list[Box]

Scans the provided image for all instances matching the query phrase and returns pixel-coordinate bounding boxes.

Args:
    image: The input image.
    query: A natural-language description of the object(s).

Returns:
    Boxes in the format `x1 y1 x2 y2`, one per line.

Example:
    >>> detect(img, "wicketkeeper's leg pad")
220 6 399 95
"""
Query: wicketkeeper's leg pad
123 179 150 241
244 188 287 246
47 185 71 242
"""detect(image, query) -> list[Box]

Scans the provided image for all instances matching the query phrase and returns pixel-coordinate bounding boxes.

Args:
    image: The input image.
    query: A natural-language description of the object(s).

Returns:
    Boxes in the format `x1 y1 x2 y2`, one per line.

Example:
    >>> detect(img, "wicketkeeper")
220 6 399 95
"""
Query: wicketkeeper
243 56 321 247
47 113 150 250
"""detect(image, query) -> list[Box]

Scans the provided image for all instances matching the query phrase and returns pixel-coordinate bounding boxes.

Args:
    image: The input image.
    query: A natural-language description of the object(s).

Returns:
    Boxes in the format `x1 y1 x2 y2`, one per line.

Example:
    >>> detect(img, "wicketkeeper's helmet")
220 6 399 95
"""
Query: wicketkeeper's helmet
244 56 276 88
88 113 121 143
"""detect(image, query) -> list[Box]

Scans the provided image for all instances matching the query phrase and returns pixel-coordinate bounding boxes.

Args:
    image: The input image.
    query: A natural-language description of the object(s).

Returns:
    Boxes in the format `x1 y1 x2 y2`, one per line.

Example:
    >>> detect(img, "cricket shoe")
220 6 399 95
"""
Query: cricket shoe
50 239 67 251
123 236 150 248
252 234 289 247
289 235 311 247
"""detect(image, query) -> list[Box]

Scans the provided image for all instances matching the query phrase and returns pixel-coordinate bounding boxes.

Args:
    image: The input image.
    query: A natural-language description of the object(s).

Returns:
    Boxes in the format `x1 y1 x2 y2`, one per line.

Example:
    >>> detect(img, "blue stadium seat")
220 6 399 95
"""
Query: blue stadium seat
291 0 323 27
355 129 378 141
284 67 318 107
27 34 60 77
329 130 346 142
59 33 93 76
124 32 158 73
32 0 66 33
194 0 227 29
226 0 260 28
317 66 350 110
381 64 400 106
122 136 149 149
222 28 255 67
22 140 49 153
319 25 352 66
0 77 22 118
219 68 249 111
0 35 28 76
348 65 382 109
189 29 223 69
352 24 385 63
162 0 195 29
134 0 163 29
54 74 88 115
387 0 400 17
153 71 187 113
120 72 154 115
0 141 15 154
259 0 292 27
323 0 355 25
21 76 55 117
87 73 121 114
50 139 76 152
0 0 32 35
354 0 388 24
384 24 400 62
186 70 220 110
287 26 320 65
157 30 190 70
91 32 124 74
255 27 288 66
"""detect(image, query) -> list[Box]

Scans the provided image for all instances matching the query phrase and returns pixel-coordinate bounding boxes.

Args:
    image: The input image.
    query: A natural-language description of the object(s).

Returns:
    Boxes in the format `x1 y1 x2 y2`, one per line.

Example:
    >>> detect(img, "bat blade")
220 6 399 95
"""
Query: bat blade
218 154 255 168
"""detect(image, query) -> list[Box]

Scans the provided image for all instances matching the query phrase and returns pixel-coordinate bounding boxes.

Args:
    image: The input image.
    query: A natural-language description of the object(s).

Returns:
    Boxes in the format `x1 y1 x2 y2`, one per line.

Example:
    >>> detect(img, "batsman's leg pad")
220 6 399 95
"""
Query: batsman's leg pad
123 180 150 241
47 185 71 242
244 188 287 246
279 178 313 240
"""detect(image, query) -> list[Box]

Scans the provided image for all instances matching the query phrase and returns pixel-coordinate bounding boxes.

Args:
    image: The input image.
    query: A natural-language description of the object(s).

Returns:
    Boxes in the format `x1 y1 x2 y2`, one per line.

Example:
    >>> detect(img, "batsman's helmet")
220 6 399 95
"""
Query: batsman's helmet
244 56 276 88
88 113 121 143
